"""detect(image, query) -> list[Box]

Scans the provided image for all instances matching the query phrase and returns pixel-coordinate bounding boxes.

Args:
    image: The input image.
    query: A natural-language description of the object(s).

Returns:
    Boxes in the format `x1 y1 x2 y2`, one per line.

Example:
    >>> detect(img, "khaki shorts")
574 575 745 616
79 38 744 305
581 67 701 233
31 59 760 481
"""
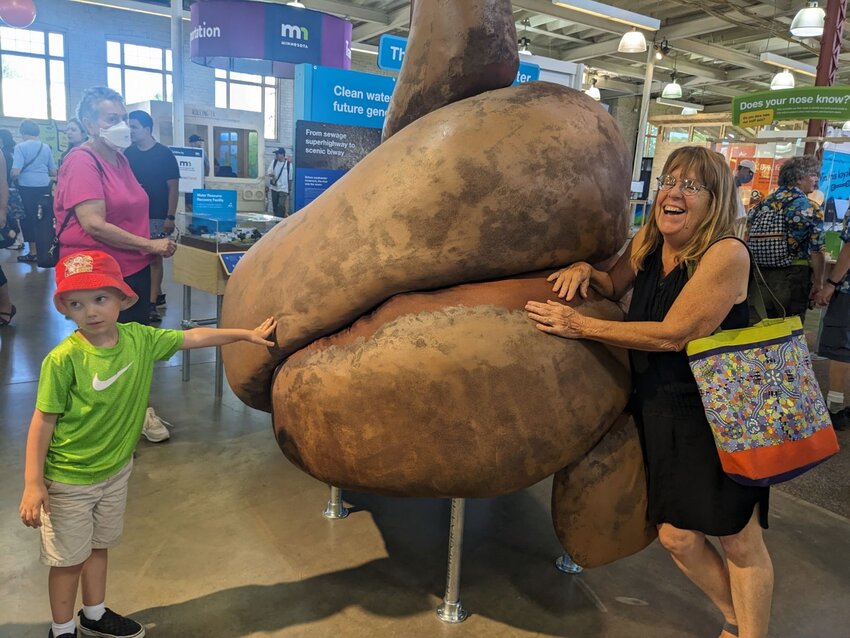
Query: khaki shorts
40 460 133 567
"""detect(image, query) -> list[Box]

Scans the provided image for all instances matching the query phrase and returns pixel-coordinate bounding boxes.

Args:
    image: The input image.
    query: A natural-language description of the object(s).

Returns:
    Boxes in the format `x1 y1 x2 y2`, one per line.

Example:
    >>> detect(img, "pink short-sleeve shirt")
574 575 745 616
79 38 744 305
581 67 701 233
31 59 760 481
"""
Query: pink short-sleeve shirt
54 147 152 277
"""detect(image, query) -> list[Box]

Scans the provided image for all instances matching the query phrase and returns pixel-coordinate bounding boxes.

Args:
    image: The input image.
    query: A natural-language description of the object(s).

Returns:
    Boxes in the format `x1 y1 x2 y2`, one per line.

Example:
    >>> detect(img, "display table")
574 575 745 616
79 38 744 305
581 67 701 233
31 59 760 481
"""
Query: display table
172 245 228 396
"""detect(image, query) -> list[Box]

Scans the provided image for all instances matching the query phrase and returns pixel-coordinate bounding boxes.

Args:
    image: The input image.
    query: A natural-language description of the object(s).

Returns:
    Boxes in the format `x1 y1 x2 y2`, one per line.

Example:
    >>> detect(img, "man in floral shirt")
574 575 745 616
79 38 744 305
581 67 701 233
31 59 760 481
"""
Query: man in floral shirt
814 210 850 430
747 155 826 321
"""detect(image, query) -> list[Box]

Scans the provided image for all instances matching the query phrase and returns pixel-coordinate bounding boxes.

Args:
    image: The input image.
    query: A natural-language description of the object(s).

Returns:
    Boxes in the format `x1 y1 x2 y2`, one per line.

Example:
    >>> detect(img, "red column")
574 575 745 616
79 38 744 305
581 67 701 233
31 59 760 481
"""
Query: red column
804 0 848 155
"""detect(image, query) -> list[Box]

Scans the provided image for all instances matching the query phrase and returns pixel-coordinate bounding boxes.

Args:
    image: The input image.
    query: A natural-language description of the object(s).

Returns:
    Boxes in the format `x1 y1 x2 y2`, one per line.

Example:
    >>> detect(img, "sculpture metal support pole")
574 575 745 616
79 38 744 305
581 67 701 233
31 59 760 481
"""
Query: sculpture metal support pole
182 286 191 382
555 552 583 574
436 498 468 623
323 485 349 519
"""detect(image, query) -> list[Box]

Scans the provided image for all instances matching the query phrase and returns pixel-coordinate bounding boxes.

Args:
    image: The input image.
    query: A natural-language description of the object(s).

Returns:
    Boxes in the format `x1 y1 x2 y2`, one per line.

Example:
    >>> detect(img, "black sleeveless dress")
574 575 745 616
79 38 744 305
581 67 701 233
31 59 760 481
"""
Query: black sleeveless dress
627 241 769 535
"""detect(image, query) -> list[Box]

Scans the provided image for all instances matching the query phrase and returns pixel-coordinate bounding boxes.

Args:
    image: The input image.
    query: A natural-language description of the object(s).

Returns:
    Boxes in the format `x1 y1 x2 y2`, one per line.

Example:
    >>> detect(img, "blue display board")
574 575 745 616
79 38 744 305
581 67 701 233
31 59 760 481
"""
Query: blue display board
821 149 850 222
378 34 407 71
377 33 540 83
192 189 237 231
219 251 246 276
295 65 397 130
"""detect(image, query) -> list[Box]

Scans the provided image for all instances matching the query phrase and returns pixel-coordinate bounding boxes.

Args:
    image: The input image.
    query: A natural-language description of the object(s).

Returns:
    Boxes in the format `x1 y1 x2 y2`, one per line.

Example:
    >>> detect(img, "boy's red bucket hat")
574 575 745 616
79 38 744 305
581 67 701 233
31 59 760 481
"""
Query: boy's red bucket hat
54 251 138 313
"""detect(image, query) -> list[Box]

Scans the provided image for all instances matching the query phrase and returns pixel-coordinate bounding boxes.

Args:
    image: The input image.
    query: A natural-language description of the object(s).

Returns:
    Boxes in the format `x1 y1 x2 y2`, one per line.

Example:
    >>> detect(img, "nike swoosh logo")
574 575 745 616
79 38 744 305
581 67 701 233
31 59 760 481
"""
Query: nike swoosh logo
92 362 133 391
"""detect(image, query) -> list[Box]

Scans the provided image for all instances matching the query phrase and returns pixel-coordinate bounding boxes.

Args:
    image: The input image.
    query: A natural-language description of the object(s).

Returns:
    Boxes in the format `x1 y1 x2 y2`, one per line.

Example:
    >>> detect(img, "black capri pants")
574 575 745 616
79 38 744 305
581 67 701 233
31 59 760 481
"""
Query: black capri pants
18 185 51 244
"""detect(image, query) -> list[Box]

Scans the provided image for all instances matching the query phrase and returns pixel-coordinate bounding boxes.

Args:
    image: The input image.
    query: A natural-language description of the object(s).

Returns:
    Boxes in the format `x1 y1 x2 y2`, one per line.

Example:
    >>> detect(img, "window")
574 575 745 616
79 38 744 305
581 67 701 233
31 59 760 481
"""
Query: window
107 41 172 104
213 126 259 179
0 27 67 120
214 70 277 140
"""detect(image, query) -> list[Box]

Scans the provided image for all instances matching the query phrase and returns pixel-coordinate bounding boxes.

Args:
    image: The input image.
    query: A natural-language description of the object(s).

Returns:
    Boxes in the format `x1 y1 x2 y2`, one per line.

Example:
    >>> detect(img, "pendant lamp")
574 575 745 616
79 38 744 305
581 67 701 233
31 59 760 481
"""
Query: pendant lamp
681 107 699 116
770 69 795 90
585 78 601 101
790 1 825 38
518 37 533 56
661 72 682 99
842 121 850 132
618 28 646 53
287 1 306 7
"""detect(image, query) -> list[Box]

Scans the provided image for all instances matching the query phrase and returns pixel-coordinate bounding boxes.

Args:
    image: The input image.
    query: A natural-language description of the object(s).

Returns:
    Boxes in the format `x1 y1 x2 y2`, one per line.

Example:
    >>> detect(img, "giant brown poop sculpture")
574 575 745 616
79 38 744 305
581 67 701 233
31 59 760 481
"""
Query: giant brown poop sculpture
222 0 655 568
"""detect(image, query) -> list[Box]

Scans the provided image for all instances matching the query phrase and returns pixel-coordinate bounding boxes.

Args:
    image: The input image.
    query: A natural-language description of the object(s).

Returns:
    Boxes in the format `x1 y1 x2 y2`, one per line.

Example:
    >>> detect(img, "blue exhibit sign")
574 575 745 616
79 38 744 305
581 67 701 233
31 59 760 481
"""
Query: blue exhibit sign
192 189 237 231
378 34 407 71
295 65 397 129
219 251 246 276
821 149 850 222
377 34 539 84
515 61 540 84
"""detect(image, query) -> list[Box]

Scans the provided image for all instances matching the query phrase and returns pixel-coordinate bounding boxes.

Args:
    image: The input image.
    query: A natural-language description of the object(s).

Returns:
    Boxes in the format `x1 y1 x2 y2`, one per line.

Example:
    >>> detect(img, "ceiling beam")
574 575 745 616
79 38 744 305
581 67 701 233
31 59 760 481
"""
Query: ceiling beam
352 4 411 42
304 0 391 25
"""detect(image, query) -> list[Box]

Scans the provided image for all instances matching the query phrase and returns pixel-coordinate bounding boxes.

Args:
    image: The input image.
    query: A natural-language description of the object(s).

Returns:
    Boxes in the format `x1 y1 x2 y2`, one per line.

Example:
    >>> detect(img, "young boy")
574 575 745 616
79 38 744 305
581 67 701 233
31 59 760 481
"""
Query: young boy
19 250 276 638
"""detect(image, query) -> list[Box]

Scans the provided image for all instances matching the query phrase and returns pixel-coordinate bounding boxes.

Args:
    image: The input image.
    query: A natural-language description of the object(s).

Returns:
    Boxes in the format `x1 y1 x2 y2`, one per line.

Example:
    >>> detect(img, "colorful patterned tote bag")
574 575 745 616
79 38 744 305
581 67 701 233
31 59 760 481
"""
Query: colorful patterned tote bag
687 314 839 487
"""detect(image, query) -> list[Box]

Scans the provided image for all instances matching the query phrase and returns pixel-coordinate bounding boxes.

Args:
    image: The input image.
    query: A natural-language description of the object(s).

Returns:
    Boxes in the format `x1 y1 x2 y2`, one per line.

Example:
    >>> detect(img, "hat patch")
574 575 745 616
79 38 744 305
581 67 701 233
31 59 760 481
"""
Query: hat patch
65 254 94 278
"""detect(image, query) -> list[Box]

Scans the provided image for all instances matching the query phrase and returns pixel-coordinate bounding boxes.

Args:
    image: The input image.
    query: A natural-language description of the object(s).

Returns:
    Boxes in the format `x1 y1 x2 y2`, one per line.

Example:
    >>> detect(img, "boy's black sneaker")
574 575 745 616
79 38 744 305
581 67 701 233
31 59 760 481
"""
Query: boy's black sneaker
48 630 77 638
77 609 145 637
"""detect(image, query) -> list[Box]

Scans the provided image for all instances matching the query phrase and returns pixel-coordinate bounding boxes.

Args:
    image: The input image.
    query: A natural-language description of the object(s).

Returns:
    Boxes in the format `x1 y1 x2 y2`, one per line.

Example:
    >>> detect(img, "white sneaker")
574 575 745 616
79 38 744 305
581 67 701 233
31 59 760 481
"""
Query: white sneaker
142 407 171 442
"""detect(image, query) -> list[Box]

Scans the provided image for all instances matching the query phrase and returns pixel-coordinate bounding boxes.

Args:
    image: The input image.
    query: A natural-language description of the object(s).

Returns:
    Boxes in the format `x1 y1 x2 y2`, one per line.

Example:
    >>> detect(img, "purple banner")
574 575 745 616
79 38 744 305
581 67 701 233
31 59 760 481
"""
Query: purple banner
190 0 351 78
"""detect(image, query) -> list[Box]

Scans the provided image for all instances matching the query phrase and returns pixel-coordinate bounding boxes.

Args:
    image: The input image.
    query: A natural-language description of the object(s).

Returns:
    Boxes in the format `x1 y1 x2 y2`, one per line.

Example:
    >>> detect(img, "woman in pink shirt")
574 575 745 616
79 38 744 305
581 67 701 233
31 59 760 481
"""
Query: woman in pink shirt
54 87 176 324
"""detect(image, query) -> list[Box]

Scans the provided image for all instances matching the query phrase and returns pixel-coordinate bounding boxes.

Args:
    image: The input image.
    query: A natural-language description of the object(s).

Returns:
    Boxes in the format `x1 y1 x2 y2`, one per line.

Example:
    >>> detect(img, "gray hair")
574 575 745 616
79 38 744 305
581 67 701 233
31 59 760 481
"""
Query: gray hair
778 155 820 188
76 86 124 125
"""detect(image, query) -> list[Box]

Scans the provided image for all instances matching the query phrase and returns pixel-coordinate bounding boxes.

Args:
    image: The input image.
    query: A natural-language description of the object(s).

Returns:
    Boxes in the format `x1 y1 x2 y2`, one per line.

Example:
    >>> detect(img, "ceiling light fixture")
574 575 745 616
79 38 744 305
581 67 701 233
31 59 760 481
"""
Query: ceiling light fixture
759 52 817 77
661 71 682 99
790 1 825 38
585 77 601 101
551 0 660 31
656 97 704 111
518 19 533 56
842 121 850 132
618 28 647 53
681 107 699 116
770 68 796 90
654 38 670 61
287 1 306 7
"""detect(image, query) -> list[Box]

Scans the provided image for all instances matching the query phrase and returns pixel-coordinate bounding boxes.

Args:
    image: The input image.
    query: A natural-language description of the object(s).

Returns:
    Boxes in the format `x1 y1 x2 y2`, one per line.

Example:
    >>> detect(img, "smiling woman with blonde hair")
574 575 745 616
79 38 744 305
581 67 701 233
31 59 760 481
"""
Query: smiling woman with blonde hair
526 146 773 638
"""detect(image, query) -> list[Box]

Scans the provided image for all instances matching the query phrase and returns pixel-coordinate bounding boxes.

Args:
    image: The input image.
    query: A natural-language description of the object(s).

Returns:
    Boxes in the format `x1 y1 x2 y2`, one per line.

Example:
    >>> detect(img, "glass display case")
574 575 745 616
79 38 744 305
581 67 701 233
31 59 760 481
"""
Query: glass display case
176 211 281 253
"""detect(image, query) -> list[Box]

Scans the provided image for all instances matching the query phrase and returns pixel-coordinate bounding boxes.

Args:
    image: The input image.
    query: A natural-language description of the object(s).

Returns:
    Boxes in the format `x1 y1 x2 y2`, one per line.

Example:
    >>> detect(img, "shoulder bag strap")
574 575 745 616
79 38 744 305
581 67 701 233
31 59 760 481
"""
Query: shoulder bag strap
17 142 45 175
687 235 774 322
56 148 106 241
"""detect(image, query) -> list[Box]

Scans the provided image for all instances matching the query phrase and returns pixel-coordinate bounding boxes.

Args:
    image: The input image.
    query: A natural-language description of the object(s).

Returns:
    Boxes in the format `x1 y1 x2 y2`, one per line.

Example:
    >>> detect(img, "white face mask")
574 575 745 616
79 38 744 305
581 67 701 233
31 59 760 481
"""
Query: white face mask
99 121 131 150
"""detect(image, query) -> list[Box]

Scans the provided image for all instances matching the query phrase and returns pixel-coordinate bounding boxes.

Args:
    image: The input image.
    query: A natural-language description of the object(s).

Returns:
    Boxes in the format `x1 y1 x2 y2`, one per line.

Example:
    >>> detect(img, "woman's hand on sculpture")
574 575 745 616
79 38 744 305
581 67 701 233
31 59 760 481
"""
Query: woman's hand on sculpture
525 299 588 339
547 262 592 301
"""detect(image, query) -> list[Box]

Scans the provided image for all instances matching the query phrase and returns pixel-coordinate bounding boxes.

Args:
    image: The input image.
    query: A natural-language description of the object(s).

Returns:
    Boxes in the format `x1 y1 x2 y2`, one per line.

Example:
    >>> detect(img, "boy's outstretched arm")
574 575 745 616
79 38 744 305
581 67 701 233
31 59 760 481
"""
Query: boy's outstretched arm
181 316 277 350
20 409 58 528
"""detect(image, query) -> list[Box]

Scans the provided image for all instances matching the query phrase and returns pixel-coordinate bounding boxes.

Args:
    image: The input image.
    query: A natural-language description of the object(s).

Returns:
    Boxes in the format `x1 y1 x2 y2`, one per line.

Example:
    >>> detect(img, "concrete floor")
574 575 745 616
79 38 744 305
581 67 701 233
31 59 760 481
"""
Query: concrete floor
1 253 849 638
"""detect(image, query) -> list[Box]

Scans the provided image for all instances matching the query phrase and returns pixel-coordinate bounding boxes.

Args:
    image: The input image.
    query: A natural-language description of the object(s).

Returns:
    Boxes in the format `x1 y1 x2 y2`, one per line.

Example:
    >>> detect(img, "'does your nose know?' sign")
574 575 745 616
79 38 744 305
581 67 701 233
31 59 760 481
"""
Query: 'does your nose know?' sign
733 87 850 127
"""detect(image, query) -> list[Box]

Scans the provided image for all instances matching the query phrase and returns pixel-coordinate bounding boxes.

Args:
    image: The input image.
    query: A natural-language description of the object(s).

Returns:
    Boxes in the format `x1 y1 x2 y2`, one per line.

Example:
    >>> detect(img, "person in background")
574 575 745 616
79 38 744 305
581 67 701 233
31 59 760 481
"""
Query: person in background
19 249 276 638
746 155 825 322
53 86 177 445
60 118 88 164
813 208 850 431
12 120 57 263
0 128 22 250
266 147 292 218
183 134 209 213
0 151 15 327
733 159 755 219
125 110 180 323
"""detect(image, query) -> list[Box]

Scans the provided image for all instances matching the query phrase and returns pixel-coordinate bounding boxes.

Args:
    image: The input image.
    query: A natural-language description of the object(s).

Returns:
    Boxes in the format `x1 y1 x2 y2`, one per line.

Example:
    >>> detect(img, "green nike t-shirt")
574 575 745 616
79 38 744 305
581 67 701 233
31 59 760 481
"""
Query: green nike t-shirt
36 322 184 484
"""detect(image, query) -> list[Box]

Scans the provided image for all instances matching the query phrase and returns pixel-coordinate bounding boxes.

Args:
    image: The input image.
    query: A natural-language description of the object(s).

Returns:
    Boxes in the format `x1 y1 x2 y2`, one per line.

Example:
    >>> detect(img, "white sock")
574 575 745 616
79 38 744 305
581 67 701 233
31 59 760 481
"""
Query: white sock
83 602 105 621
51 618 76 636
827 391 845 412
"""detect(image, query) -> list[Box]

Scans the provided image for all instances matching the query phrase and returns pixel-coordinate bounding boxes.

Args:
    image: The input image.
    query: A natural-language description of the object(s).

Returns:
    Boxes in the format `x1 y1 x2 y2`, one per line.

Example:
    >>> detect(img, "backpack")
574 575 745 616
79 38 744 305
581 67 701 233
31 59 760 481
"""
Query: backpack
747 199 792 268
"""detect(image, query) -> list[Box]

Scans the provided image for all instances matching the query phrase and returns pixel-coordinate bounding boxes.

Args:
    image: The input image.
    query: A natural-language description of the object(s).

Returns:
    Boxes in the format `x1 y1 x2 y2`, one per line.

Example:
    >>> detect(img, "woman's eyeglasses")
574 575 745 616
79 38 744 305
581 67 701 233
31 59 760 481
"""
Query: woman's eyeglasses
656 174 711 197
